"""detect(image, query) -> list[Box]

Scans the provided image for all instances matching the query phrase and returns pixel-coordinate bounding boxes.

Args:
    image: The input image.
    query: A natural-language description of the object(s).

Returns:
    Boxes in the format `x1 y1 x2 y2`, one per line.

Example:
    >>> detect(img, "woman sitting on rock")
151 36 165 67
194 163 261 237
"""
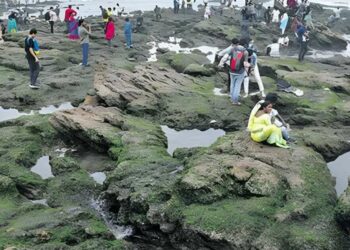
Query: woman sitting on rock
247 101 289 148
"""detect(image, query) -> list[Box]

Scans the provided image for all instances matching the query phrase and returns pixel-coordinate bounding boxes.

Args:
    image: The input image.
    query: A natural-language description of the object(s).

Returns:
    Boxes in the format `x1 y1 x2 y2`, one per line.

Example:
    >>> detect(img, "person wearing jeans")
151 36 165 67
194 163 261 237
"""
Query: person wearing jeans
25 28 40 89
218 38 250 105
78 19 91 66
230 72 246 104
124 17 133 48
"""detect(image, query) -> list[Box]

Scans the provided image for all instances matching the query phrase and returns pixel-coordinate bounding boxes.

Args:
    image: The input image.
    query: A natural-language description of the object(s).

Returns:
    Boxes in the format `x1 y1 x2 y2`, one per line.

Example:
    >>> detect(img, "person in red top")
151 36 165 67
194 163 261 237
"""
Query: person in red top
64 5 77 33
105 17 116 47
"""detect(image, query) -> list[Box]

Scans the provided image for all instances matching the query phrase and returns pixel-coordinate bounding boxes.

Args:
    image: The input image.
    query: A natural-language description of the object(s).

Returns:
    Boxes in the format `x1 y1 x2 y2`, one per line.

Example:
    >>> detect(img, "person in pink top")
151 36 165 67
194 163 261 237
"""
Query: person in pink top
105 17 116 47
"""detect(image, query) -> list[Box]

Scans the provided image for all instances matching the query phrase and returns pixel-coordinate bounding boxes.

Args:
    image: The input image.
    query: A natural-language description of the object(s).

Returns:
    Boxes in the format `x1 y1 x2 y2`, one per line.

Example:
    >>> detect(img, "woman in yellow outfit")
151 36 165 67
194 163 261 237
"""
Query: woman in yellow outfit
247 101 289 148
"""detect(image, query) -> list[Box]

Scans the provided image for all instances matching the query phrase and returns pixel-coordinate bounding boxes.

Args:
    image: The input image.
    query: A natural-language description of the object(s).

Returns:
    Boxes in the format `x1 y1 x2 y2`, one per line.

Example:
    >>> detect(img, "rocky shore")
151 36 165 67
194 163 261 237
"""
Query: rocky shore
0 3 350 250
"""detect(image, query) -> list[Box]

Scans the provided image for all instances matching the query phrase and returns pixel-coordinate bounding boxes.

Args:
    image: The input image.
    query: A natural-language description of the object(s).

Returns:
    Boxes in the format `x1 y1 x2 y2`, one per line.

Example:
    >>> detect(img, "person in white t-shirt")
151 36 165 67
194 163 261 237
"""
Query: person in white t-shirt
49 7 58 33
272 8 280 23
266 38 280 57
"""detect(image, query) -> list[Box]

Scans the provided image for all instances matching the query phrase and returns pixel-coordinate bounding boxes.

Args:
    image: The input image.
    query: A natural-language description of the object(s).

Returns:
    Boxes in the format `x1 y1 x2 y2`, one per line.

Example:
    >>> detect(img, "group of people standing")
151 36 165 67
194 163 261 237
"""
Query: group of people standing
23 3 136 89
217 37 292 149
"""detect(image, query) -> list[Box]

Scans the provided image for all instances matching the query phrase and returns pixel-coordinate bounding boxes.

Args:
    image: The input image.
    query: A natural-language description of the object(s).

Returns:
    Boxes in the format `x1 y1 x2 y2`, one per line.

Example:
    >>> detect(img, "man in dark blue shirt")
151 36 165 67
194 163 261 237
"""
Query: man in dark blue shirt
25 28 40 89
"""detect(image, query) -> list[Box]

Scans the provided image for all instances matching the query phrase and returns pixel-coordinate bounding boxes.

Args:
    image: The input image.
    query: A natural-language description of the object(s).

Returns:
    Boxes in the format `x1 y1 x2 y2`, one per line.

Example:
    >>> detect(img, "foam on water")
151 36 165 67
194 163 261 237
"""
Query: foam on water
91 197 133 239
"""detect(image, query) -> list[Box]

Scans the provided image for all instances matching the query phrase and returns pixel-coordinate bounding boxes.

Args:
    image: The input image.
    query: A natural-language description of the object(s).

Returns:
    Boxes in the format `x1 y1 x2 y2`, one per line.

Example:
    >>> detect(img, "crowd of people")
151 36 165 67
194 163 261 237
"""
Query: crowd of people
1 0 343 148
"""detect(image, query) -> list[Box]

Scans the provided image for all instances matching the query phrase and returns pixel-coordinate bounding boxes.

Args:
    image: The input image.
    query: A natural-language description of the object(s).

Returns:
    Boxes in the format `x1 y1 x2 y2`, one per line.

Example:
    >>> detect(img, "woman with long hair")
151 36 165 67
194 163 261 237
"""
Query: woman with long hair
247 101 288 148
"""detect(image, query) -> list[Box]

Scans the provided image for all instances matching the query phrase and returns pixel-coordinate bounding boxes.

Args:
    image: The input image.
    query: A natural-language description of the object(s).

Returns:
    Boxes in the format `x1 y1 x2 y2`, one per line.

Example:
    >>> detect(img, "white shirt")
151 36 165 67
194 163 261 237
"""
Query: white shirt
334 8 341 18
49 10 58 22
272 9 280 21
266 43 280 57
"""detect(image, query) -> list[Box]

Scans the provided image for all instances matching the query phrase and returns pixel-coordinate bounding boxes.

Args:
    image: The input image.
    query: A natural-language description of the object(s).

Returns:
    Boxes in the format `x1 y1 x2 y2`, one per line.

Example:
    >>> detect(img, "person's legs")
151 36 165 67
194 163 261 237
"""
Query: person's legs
301 41 308 61
50 21 54 33
27 58 34 84
253 64 265 95
32 61 40 85
82 43 89 65
243 71 249 96
231 73 245 103
65 20 69 33
108 39 111 47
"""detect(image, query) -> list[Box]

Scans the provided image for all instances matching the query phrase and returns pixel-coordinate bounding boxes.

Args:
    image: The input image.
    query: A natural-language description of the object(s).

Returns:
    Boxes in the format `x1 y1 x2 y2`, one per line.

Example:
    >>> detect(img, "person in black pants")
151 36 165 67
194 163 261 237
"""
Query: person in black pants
25 29 40 89
298 29 309 62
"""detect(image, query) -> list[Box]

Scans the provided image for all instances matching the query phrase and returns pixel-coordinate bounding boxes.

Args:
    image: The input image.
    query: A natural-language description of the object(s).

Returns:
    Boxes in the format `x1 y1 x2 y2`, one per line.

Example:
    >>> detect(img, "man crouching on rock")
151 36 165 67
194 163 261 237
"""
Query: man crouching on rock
25 28 40 89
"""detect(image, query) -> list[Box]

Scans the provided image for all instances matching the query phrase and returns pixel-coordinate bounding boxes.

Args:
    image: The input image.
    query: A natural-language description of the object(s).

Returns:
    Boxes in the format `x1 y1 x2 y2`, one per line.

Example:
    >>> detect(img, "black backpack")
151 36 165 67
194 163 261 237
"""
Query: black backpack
44 11 50 21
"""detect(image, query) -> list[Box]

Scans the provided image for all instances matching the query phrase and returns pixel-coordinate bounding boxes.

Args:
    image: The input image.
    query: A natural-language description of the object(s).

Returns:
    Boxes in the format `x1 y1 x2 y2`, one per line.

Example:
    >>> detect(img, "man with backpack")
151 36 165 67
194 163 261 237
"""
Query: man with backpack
25 28 40 89
46 7 58 33
218 38 250 105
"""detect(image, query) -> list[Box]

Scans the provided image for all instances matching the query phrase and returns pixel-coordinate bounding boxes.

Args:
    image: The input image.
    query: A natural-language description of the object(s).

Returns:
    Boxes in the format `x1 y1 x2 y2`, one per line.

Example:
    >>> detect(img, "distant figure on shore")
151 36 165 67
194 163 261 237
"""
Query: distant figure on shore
0 24 3 44
25 28 40 89
54 5 60 19
174 0 180 14
68 13 79 40
272 7 280 23
7 15 17 33
124 17 133 49
247 101 289 148
204 3 211 20
297 25 309 62
264 6 272 24
280 11 289 35
78 19 91 67
105 17 115 47
48 7 58 33
64 5 77 34
154 5 161 21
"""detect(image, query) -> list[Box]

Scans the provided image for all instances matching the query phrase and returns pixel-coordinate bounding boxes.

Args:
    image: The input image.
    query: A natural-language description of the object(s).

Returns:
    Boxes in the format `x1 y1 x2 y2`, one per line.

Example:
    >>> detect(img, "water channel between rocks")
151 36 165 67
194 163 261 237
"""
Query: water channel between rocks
0 102 74 123
161 125 226 155
328 151 350 197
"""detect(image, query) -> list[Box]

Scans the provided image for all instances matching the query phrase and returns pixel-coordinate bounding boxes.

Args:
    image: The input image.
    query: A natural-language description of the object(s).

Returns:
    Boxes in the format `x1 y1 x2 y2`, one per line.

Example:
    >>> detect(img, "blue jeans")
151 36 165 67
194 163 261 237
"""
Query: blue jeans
125 33 132 47
230 72 245 103
82 43 89 66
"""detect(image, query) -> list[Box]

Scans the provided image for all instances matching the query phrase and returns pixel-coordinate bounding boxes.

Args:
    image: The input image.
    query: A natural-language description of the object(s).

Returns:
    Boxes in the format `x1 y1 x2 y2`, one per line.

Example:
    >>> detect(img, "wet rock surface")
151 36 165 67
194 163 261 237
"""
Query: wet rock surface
0 3 350 250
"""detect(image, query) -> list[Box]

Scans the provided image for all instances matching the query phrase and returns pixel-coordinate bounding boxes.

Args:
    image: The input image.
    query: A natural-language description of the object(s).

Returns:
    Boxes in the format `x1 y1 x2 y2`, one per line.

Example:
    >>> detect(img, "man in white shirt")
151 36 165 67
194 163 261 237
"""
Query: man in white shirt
49 7 58 34
272 8 280 23
266 38 280 57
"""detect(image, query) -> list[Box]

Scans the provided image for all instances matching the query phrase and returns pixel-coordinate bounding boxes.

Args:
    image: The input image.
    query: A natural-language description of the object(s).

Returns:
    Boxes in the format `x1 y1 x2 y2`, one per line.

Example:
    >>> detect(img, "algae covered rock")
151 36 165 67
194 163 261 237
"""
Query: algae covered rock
161 52 210 73
184 64 215 76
